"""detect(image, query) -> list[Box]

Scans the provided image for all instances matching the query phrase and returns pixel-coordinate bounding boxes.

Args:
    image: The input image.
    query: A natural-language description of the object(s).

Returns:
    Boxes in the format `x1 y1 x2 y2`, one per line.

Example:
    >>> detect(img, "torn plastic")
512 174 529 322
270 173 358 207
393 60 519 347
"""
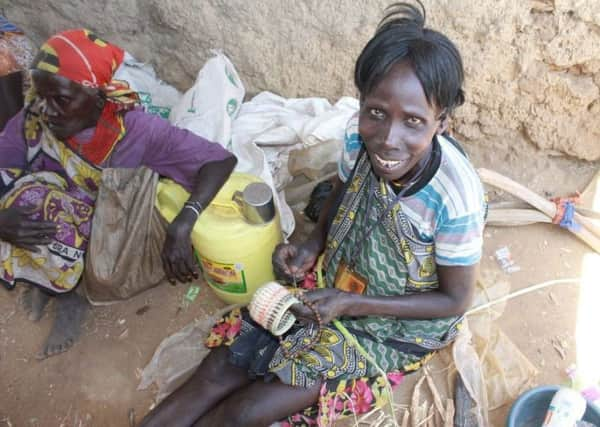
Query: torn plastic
365 272 538 427
138 305 237 403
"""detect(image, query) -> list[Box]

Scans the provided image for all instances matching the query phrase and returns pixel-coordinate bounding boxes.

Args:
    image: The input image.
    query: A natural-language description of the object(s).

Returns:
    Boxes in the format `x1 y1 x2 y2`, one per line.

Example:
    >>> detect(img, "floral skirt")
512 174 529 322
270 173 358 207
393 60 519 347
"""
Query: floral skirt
206 307 433 426
0 173 94 293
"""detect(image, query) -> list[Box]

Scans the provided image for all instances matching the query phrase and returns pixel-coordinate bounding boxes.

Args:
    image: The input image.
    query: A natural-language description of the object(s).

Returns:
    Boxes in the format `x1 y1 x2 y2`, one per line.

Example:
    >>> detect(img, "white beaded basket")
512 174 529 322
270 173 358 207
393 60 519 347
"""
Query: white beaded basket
248 281 300 336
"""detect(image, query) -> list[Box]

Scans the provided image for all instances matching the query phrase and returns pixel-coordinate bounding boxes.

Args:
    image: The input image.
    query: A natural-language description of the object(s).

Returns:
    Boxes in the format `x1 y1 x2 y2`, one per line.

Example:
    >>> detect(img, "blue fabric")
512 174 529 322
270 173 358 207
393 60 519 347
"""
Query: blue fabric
559 201 581 232
0 16 22 34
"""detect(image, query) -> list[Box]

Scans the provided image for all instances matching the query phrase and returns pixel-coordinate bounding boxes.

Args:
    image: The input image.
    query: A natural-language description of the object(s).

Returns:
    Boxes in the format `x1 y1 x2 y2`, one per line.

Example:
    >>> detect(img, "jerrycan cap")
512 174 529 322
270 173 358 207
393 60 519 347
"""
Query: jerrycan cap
233 182 275 225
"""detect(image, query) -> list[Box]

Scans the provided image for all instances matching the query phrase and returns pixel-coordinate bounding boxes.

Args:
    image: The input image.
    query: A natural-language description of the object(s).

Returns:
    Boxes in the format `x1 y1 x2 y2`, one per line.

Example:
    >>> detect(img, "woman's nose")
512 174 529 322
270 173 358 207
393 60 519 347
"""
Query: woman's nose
382 121 403 149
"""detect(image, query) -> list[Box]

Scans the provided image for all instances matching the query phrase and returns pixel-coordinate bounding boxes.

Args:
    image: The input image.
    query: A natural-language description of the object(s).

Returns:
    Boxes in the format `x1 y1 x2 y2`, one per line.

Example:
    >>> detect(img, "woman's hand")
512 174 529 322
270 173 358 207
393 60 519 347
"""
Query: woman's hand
161 210 199 284
290 288 351 324
0 206 57 252
272 238 322 283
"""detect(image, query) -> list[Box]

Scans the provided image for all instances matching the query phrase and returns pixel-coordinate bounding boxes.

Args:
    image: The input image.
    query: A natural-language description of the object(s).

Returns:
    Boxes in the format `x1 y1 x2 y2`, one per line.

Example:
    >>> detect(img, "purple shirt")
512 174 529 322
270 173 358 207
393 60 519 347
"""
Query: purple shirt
0 108 233 192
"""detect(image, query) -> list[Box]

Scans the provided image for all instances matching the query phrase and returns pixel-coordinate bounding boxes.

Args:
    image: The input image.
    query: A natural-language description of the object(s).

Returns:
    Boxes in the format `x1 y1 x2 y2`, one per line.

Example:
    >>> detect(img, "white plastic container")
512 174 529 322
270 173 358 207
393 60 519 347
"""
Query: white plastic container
542 387 587 427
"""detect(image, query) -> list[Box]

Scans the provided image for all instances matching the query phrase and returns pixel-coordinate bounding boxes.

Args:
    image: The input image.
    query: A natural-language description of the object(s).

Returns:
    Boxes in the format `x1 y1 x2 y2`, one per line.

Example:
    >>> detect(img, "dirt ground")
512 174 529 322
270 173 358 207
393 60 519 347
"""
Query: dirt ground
0 144 598 427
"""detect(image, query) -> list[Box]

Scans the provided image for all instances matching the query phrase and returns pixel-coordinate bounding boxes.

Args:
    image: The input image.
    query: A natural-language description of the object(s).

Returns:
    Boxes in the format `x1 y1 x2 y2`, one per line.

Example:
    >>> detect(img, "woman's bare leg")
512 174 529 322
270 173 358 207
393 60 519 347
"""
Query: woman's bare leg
139 346 251 427
36 291 87 359
194 379 321 427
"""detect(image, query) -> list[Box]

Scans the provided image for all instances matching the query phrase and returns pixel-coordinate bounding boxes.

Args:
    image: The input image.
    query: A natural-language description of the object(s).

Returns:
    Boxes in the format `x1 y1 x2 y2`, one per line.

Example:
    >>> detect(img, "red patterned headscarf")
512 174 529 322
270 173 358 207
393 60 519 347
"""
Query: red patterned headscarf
29 29 139 164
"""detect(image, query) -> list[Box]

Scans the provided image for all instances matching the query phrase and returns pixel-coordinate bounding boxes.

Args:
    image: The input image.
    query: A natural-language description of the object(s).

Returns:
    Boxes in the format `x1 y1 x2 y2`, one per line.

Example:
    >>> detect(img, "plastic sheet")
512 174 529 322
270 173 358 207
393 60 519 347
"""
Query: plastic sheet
113 52 181 118
364 272 538 427
138 305 237 403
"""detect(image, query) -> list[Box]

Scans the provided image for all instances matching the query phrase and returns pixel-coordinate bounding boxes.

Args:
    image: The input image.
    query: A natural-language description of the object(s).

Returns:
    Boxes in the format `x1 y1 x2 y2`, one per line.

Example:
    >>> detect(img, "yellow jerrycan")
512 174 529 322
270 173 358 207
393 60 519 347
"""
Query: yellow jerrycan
155 173 283 304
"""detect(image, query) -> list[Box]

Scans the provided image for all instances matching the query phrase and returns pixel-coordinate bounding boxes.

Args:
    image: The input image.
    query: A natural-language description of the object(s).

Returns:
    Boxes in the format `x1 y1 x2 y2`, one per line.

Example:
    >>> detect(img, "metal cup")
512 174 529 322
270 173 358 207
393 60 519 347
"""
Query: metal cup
233 182 276 225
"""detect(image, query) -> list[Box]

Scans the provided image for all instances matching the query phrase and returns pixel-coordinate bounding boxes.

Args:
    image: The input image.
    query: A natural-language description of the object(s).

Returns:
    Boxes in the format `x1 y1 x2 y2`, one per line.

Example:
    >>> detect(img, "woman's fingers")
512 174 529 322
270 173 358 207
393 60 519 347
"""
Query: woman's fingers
14 204 42 215
19 220 58 231
183 249 199 280
14 224 57 239
161 252 176 285
15 235 53 246
1 206 58 242
289 303 317 322
172 257 189 284
272 244 297 280
178 257 194 283
15 242 41 253
8 232 54 251
272 243 318 283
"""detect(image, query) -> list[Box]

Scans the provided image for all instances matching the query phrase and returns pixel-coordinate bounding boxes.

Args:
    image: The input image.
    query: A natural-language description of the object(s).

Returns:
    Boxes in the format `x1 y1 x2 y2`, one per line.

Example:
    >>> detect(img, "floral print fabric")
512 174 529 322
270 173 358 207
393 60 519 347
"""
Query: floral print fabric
0 128 100 292
207 307 411 426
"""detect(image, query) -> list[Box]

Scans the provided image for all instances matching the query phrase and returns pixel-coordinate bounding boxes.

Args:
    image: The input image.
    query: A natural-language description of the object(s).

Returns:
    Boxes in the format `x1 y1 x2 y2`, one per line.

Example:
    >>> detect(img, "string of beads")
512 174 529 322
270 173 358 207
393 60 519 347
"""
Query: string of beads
278 290 323 359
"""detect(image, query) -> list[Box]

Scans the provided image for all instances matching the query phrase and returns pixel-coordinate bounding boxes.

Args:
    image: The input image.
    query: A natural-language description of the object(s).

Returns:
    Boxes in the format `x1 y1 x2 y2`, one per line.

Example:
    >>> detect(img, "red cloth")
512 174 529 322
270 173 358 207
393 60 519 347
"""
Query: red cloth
37 29 123 89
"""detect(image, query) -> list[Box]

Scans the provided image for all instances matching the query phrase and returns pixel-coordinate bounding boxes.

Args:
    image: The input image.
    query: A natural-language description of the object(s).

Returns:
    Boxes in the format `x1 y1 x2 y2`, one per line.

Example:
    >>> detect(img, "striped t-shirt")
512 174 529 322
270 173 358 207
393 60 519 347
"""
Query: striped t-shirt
338 114 486 266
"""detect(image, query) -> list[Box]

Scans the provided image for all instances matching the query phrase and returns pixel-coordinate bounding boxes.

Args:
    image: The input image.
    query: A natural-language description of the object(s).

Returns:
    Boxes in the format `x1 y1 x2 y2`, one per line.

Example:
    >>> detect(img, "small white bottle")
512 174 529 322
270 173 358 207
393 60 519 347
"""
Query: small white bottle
542 387 587 427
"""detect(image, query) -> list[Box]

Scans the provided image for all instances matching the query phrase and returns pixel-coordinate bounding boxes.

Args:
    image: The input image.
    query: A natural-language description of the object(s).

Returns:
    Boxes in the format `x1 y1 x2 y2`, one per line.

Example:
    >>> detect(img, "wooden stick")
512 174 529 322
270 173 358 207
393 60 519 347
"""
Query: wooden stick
478 168 600 253
486 208 551 226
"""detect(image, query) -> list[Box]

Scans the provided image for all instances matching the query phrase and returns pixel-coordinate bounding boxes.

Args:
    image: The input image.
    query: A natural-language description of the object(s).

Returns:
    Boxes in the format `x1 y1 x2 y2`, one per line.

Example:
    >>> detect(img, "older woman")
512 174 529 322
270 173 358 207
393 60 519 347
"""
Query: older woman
141 2 486 426
0 29 236 359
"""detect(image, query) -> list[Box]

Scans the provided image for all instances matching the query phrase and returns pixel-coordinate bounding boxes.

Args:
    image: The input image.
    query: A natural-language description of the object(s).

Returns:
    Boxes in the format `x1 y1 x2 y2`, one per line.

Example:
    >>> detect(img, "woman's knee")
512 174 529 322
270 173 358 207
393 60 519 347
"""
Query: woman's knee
193 346 248 390
219 395 267 427
201 347 231 376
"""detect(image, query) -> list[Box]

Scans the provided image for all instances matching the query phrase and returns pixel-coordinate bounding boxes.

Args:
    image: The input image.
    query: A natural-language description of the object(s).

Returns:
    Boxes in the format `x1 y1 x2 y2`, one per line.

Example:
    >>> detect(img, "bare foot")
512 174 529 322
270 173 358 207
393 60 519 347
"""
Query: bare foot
21 285 51 322
36 292 88 360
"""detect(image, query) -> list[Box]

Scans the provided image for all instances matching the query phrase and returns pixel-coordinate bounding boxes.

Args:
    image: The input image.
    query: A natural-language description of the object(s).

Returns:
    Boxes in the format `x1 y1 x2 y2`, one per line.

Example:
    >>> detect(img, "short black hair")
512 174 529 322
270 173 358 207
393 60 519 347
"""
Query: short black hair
354 1 465 115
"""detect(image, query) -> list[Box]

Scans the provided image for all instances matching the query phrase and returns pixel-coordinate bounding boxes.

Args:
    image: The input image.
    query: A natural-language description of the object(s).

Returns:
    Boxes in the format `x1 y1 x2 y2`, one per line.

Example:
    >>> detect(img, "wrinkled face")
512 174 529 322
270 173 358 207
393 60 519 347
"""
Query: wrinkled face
31 70 102 140
358 61 446 182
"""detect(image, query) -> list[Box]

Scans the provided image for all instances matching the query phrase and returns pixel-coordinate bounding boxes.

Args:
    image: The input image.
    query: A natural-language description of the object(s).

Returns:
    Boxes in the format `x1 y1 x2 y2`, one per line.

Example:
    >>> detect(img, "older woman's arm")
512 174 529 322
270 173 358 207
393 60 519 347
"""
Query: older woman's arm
162 155 236 283
293 263 478 324
126 111 237 284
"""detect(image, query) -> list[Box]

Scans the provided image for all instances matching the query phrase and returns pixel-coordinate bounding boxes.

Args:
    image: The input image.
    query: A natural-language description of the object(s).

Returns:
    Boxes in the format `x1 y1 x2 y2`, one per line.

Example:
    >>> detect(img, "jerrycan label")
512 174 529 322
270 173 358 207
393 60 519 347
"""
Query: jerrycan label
197 254 247 294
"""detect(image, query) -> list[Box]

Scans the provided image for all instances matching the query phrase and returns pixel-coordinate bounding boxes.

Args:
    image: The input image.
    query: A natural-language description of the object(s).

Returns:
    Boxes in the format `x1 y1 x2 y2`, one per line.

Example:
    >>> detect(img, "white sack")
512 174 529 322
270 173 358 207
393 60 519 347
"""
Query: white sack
169 51 244 147
168 52 359 237
114 52 181 114
231 92 358 235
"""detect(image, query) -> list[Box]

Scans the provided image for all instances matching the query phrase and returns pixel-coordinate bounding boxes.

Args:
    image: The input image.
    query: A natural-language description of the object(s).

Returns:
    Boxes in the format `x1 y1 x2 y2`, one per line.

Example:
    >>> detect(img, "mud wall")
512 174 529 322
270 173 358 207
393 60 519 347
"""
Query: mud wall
4 0 600 160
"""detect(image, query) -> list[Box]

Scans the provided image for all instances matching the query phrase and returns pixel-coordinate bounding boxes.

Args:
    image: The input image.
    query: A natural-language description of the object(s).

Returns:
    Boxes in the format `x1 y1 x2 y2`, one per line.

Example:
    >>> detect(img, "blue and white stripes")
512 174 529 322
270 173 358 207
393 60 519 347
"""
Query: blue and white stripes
338 114 486 266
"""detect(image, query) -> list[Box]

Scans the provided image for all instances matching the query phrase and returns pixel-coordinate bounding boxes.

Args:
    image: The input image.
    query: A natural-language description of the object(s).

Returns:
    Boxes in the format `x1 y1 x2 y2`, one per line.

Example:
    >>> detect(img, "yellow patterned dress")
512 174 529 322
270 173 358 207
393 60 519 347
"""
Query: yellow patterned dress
0 124 101 293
